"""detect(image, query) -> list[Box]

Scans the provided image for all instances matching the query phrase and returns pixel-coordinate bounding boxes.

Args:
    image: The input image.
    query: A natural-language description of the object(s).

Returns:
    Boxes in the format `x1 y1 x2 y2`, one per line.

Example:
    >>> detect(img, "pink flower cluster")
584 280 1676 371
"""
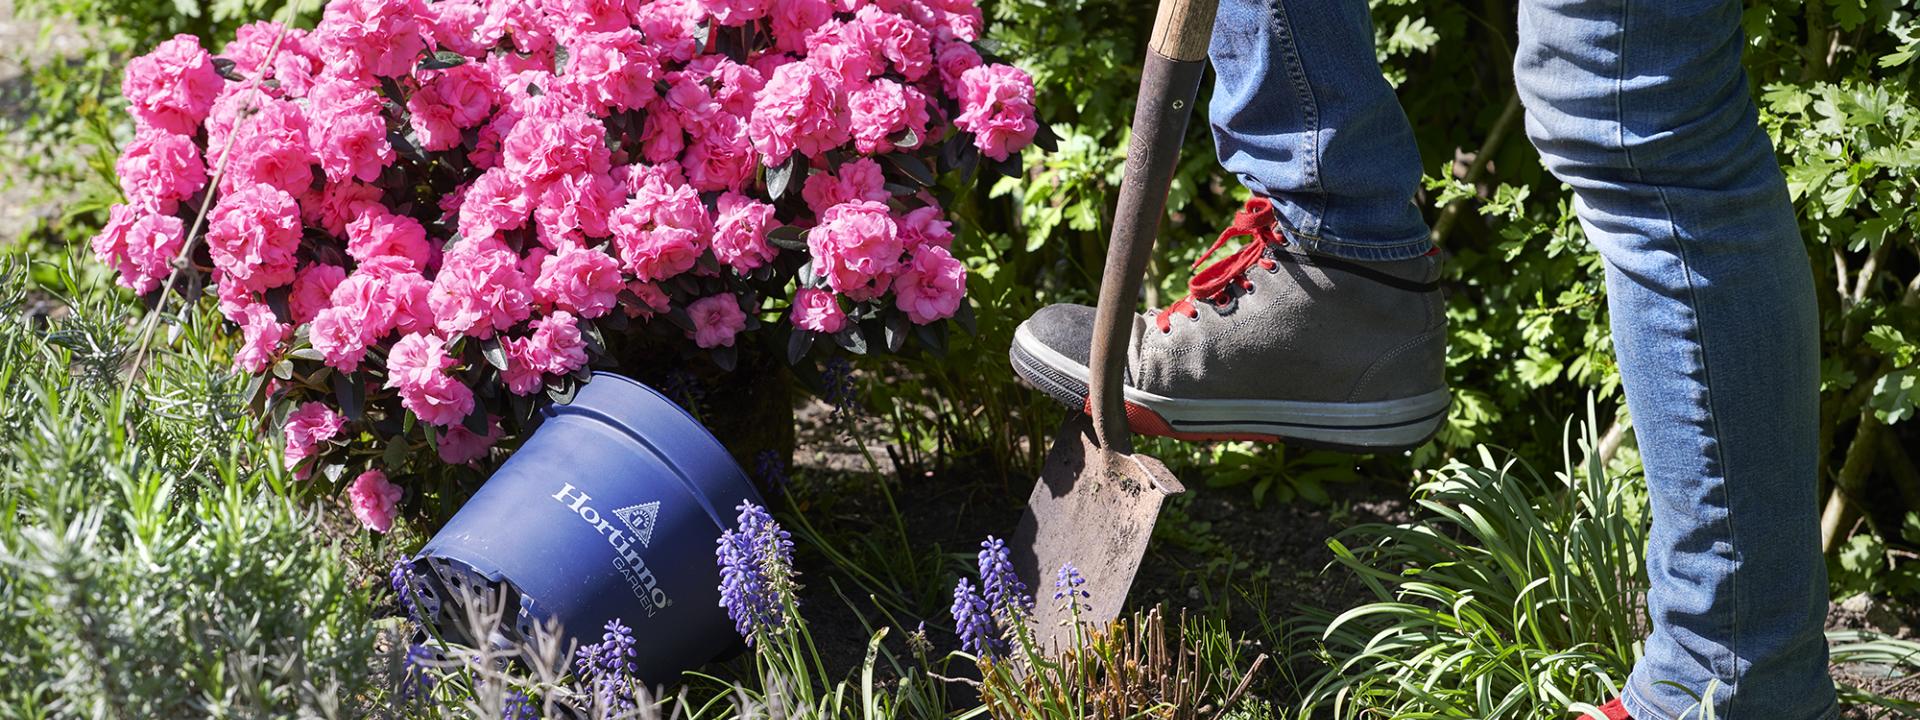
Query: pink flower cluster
94 0 1035 531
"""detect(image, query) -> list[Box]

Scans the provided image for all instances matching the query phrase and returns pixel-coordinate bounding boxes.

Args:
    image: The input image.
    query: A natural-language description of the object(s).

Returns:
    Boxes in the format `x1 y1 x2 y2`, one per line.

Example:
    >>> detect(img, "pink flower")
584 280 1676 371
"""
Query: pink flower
566 30 660 114
231 302 290 373
790 288 846 333
207 184 303 293
308 81 395 183
623 280 671 318
219 21 317 94
687 294 747 348
116 130 207 207
457 168 531 242
853 6 933 81
429 237 533 339
90 205 184 295
385 332 476 426
215 99 315 196
436 415 503 464
924 0 983 42
804 21 877 84
540 0 629 42
632 0 704 62
900 204 954 250
955 63 1039 161
747 60 849 165
502 312 589 394
809 200 905 301
681 121 756 192
122 34 223 136
289 263 347 324
306 180 383 236
934 40 982 98
711 192 778 272
348 469 404 533
423 0 488 56
894 243 966 324
534 242 623 318
532 170 622 245
363 260 437 335
698 0 770 26
311 0 428 79
501 104 613 187
847 79 931 155
346 207 433 268
770 0 835 53
283 401 347 469
801 157 888 214
614 225 702 282
310 271 397 372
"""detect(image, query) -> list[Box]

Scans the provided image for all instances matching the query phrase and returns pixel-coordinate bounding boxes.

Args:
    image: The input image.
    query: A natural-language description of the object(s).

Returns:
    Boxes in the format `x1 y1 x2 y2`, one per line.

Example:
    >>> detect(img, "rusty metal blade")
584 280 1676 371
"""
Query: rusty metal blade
1011 414 1184 653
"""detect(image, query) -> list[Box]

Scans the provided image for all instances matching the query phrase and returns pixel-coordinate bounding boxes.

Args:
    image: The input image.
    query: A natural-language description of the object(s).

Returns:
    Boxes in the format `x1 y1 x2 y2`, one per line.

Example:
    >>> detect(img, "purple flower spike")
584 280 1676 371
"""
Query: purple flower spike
715 500 797 643
951 577 1003 660
573 619 638 713
1054 563 1091 614
976 536 1031 619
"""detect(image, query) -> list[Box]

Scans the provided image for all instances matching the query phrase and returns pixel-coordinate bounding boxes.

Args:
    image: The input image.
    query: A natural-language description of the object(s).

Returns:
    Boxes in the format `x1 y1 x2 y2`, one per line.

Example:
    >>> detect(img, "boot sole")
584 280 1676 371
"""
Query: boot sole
1011 325 1449 454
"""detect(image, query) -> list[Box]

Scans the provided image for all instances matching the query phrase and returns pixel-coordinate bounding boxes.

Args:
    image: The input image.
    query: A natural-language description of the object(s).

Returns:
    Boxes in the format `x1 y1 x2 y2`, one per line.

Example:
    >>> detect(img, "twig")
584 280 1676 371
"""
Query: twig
1207 653 1269 720
118 7 301 410
1429 94 1523 247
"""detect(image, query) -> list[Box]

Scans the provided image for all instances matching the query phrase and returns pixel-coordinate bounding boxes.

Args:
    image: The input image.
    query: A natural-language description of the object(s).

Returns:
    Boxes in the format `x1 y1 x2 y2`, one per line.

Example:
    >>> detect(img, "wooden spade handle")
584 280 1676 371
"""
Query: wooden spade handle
1087 0 1218 452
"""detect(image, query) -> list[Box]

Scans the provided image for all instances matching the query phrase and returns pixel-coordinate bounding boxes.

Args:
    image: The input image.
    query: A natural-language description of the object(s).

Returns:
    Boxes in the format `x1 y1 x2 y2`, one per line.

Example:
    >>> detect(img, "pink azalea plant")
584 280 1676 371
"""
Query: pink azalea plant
93 0 1039 532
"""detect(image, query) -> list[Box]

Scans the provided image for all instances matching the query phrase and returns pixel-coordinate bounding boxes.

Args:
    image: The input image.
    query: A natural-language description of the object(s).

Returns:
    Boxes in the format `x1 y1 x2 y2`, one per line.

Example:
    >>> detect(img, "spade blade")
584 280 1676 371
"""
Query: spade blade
1011 414 1183 653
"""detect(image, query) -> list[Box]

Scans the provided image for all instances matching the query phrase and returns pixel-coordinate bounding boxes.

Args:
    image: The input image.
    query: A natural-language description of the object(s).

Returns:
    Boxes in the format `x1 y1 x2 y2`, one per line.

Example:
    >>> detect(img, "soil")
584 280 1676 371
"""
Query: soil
783 396 1920 716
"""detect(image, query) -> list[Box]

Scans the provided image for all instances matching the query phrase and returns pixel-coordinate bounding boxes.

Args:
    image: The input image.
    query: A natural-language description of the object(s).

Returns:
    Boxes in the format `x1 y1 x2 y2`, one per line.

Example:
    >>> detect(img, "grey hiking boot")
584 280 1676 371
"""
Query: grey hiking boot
1011 197 1449 452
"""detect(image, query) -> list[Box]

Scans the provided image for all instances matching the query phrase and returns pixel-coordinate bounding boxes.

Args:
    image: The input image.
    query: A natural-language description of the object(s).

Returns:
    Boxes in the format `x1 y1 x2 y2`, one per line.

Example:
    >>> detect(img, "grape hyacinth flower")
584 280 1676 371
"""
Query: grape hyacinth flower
821 355 861 414
1054 563 1091 616
753 448 789 496
977 535 1032 620
501 691 536 720
661 368 707 412
401 643 438 698
715 500 798 644
951 577 1003 660
389 558 417 620
574 619 638 713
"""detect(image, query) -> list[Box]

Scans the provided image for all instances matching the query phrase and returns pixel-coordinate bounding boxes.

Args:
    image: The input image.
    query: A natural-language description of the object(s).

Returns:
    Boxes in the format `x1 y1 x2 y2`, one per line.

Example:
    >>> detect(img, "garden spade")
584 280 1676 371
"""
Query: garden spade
1011 0 1217 652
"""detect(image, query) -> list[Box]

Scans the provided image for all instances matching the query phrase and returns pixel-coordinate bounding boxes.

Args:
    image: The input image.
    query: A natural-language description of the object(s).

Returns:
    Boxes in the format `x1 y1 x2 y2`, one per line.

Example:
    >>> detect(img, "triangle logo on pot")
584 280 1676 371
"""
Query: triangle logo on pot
614 501 661 548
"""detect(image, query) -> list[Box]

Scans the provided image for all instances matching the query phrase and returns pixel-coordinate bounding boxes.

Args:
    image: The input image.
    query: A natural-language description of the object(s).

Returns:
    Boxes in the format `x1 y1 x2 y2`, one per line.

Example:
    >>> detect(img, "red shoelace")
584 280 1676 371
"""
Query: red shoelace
1155 197 1287 333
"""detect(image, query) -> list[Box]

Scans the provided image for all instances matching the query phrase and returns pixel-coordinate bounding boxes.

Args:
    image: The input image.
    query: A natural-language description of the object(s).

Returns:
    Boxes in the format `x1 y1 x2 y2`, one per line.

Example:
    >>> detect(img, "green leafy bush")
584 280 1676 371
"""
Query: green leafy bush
0 259 375 717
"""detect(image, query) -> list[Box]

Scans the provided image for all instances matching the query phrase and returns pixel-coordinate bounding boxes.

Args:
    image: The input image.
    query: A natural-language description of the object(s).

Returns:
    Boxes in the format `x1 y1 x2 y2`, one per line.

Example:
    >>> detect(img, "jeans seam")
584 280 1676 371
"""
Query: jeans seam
1611 0 1741 709
1265 0 1324 236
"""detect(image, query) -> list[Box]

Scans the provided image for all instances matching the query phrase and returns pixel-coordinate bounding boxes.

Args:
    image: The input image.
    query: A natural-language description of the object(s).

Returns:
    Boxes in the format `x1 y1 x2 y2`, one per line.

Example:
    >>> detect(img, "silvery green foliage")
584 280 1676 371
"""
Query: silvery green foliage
0 260 375 718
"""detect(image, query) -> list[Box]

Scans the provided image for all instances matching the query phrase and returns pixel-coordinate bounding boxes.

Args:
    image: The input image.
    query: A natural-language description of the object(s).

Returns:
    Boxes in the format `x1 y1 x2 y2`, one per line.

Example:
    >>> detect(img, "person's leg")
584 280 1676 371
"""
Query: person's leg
1514 1 1834 718
1010 0 1449 449
1208 0 1431 261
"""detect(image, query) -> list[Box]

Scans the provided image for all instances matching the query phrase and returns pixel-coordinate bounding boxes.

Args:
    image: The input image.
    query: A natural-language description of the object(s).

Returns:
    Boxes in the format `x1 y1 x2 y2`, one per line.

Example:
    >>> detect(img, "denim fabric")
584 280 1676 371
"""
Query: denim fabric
1515 1 1833 718
1207 0 1432 261
1209 0 1835 717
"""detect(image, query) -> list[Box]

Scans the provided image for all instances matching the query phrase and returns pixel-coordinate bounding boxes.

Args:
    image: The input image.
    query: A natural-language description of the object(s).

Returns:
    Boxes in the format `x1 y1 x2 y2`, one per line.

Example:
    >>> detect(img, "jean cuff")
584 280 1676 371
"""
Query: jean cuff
1622 672 1840 720
1268 210 1434 262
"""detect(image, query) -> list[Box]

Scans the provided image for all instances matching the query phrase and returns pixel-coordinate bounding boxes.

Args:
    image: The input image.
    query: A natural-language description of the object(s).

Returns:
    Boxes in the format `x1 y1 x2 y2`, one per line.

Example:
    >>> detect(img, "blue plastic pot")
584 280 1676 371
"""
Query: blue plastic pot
412 371 761 682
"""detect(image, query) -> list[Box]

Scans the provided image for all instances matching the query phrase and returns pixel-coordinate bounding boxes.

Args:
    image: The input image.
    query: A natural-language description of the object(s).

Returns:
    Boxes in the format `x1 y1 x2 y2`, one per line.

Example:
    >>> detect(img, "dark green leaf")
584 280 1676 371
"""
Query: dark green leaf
884 152 936 186
333 370 364 421
953 301 977 335
420 50 468 70
211 57 242 81
481 338 509 371
546 375 578 405
884 312 908 353
712 344 737 372
889 126 920 150
766 224 809 251
835 326 869 355
462 402 489 434
767 153 800 201
915 321 948 359
1033 122 1060 153
786 328 814 365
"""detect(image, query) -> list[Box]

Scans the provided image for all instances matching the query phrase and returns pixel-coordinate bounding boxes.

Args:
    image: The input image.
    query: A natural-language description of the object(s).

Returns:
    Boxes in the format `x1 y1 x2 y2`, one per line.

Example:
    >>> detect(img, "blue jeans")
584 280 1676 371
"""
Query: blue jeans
1209 1 1834 718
